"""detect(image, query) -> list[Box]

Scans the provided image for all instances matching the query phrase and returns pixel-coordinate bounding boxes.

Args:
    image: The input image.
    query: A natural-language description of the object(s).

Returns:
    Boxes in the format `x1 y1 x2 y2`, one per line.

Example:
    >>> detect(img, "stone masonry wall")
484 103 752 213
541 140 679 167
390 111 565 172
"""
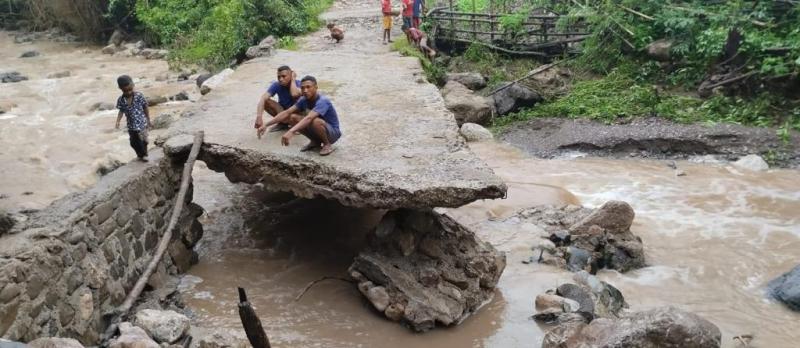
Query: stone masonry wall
0 149 203 345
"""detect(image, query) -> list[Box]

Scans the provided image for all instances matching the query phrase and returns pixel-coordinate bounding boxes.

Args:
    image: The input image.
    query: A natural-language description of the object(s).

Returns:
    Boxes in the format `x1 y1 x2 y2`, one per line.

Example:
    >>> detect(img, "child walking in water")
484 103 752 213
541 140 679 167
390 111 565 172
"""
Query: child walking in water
114 75 152 161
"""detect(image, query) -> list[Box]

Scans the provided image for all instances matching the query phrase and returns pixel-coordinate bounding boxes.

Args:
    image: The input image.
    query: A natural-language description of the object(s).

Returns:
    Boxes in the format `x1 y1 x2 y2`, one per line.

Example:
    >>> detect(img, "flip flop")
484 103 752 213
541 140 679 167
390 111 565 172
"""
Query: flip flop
319 146 336 156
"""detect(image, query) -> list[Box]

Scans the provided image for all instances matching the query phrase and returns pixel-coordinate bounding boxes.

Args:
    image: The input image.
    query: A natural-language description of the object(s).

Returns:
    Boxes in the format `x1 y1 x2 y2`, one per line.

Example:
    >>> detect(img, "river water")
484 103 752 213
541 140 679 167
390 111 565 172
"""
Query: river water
2 30 799 348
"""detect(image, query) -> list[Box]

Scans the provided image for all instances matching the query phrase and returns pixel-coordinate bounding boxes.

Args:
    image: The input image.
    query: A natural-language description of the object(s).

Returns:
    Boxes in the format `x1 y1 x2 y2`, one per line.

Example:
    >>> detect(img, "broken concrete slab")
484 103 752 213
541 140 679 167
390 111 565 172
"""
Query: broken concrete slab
164 51 506 209
349 209 505 331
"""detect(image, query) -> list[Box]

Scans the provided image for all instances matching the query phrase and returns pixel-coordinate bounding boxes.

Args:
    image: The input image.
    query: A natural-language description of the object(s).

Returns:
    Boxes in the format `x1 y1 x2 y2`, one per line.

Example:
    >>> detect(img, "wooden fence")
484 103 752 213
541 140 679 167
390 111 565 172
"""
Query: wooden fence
426 5 588 57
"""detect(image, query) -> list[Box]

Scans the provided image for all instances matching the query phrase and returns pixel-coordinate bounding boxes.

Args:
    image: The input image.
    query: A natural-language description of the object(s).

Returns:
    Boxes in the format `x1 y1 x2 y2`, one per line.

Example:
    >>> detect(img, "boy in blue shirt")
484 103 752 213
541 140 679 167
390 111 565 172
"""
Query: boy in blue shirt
254 65 301 136
114 75 152 161
257 76 342 156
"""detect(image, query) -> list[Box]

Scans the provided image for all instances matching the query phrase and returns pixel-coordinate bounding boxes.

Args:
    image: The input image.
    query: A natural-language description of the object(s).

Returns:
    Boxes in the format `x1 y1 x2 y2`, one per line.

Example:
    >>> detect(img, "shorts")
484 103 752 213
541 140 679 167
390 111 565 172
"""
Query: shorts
301 122 342 144
402 16 412 28
383 15 392 30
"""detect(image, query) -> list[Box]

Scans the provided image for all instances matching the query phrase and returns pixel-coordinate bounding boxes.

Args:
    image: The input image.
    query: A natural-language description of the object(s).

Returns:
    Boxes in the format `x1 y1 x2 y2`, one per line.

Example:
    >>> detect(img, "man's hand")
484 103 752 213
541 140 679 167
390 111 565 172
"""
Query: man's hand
254 115 263 129
281 131 293 146
292 71 297 80
257 124 267 139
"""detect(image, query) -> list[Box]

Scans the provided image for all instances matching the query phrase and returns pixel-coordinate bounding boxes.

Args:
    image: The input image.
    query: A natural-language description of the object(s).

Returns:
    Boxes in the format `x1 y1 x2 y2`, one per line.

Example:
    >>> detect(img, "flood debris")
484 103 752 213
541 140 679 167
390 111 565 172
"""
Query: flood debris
348 209 506 331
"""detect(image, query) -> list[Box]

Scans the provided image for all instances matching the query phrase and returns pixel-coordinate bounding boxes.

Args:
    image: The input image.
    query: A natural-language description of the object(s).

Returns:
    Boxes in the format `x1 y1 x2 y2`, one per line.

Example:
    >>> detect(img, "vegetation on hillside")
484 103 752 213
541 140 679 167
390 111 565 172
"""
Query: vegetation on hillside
411 0 800 132
2 0 331 70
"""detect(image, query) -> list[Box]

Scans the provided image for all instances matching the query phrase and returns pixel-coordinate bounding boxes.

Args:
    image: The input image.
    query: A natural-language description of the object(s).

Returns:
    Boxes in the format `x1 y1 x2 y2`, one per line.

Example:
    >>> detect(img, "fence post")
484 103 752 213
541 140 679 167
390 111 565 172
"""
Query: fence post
489 0 494 43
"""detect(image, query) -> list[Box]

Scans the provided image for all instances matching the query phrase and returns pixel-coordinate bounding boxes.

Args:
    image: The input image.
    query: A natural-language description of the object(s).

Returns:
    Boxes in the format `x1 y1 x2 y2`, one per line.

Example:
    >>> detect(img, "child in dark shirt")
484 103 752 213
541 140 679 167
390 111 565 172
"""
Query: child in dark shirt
115 75 152 161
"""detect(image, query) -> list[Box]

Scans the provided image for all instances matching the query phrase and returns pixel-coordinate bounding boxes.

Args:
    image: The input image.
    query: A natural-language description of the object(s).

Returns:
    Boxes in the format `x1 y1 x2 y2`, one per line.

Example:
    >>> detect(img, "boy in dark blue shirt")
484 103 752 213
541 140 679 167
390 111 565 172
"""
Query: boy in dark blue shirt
254 65 301 136
115 75 152 161
257 75 342 156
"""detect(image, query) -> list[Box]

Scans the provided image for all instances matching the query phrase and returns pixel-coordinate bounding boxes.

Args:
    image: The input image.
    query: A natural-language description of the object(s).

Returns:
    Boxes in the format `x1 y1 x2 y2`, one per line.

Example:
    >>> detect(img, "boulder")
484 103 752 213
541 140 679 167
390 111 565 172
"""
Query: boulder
504 203 644 273
19 50 39 58
109 322 159 348
28 337 84 348
101 44 120 55
459 123 493 142
188 327 249 348
646 39 673 62
349 209 506 331
569 201 635 235
1 210 16 235
196 73 213 88
134 309 190 343
91 102 116 111
200 69 235 95
1 72 28 83
245 35 277 59
733 154 769 171
446 72 487 90
171 91 189 101
542 306 722 348
442 81 493 125
109 29 125 46
767 264 800 311
46 71 71 79
153 113 175 129
146 95 168 107
492 82 542 115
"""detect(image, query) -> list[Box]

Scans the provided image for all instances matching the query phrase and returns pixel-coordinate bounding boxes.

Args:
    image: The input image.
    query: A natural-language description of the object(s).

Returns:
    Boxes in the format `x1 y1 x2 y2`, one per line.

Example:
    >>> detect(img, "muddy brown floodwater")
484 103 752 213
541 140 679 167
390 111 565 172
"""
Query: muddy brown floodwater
184 141 799 348
2 9 800 347
0 32 194 212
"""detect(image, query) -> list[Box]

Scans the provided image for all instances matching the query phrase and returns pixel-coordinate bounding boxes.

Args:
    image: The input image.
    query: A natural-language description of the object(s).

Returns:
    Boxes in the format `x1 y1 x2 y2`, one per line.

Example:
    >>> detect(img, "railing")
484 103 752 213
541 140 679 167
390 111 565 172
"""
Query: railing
426 6 588 57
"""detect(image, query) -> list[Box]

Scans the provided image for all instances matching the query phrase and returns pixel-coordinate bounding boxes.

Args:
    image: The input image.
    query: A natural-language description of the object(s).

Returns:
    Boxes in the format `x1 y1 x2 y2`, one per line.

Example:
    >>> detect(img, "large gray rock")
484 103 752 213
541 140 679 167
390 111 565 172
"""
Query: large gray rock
349 209 506 331
134 309 190 343
446 72 487 90
542 306 722 348
459 123 493 142
188 327 249 348
19 51 39 58
152 113 175 129
0 211 15 235
494 203 645 273
166 49 505 210
442 81 493 125
646 39 673 62
109 322 159 348
245 35 277 59
28 337 84 348
768 264 800 311
200 68 234 95
492 82 542 115
1 72 28 83
108 29 125 46
733 154 769 171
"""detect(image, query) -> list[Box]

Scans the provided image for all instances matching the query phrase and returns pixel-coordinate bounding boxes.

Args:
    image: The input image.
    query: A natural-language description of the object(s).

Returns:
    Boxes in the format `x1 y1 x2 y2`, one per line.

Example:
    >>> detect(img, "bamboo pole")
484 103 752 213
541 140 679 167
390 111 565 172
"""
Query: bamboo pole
489 60 564 95
100 131 204 344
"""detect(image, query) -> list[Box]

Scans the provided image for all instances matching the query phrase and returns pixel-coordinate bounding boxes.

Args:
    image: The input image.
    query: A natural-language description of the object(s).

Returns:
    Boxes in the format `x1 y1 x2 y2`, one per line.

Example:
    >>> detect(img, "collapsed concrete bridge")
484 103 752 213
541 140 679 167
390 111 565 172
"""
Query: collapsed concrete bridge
0 46 508 343
161 48 508 331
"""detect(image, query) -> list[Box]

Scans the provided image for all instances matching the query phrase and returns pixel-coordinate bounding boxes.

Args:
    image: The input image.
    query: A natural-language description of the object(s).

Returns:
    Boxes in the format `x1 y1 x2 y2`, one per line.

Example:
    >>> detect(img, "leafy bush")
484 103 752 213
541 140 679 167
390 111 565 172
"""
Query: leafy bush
134 0 332 70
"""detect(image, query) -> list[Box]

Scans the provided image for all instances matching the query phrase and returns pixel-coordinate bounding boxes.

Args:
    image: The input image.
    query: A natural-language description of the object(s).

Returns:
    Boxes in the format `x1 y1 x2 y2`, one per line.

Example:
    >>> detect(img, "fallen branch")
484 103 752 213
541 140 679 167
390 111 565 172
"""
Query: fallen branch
702 71 758 90
618 4 654 21
488 60 565 96
238 287 271 348
101 131 204 344
294 276 354 302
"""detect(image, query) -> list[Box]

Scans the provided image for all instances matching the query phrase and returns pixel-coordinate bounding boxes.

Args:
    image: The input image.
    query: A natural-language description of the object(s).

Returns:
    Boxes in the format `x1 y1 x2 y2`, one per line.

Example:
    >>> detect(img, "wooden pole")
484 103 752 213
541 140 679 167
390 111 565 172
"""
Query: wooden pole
100 131 204 344
238 287 271 348
488 60 564 95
